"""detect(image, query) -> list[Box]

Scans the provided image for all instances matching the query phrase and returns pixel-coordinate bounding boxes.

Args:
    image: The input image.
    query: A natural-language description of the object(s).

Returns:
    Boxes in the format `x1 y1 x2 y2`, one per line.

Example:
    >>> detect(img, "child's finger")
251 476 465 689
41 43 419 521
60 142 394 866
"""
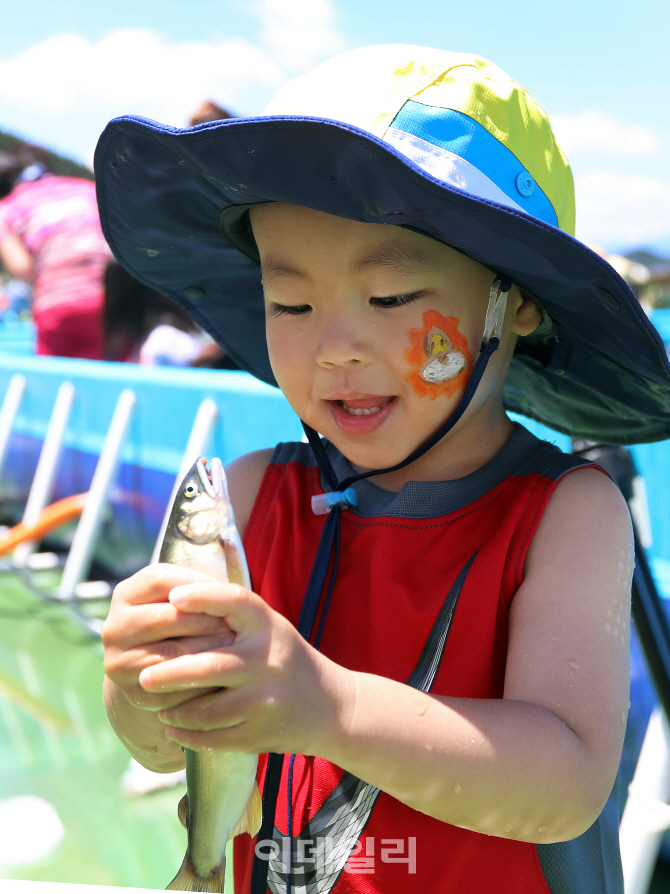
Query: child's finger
123 683 221 715
155 689 290 758
157 687 246 732
162 713 272 755
146 631 238 665
102 601 231 651
138 644 247 692
104 639 223 713
113 564 220 607
168 580 269 632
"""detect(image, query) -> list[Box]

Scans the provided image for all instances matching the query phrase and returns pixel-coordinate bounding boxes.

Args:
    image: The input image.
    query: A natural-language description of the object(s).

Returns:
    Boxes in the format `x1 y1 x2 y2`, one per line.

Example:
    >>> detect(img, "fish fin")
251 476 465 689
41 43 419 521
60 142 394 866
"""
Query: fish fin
228 781 262 839
221 537 250 589
177 793 189 829
166 853 226 892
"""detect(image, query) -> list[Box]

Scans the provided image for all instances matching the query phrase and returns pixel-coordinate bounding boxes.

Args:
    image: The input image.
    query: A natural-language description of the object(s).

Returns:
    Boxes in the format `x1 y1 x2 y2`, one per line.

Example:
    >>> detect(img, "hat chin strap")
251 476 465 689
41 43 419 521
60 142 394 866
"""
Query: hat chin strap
299 273 510 638
250 275 511 894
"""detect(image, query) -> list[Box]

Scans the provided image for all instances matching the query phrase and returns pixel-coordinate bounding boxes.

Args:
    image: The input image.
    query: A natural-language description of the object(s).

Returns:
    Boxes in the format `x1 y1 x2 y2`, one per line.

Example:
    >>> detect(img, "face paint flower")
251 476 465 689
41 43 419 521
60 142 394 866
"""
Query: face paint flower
404 310 473 399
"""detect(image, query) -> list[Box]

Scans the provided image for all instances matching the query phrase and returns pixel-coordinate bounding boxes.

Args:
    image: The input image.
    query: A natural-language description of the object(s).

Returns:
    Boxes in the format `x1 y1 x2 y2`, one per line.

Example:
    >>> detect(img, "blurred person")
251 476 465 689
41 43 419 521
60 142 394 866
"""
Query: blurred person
0 142 111 359
188 100 235 126
104 260 236 368
139 323 213 367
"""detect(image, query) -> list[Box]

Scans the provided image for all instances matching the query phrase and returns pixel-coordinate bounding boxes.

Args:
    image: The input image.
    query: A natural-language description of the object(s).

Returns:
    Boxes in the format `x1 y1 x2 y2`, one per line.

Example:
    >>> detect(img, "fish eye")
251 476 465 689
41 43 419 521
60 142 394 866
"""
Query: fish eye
184 482 198 499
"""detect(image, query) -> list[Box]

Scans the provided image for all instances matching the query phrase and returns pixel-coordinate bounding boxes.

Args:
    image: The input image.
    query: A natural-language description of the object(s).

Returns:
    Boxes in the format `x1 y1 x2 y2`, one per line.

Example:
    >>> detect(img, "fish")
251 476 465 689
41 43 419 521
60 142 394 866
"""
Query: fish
161 457 262 893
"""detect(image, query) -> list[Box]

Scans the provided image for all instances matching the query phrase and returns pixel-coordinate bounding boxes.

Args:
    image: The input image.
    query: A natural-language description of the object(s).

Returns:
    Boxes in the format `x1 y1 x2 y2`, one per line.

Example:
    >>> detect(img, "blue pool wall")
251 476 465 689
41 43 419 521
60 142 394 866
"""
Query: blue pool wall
0 355 305 575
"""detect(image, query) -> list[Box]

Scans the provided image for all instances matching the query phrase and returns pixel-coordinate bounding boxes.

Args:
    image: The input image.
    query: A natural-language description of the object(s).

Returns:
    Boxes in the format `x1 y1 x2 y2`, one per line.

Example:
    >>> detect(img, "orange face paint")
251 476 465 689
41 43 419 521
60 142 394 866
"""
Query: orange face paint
403 310 473 400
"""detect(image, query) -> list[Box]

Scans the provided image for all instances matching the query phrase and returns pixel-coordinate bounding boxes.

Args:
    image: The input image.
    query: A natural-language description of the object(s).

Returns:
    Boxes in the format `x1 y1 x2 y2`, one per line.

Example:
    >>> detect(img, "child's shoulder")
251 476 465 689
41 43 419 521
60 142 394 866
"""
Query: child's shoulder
227 440 324 536
522 462 632 608
536 462 631 551
226 447 275 538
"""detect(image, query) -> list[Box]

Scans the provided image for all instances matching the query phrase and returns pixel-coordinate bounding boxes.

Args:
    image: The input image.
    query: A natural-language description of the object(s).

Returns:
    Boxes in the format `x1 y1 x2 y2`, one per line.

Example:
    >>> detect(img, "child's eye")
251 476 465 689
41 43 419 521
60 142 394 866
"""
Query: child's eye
370 293 422 309
267 303 311 317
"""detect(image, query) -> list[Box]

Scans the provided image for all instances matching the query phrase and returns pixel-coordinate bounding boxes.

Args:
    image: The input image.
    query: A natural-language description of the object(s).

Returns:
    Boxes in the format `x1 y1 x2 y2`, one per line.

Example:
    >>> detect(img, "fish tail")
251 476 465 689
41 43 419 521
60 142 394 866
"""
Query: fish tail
166 853 226 892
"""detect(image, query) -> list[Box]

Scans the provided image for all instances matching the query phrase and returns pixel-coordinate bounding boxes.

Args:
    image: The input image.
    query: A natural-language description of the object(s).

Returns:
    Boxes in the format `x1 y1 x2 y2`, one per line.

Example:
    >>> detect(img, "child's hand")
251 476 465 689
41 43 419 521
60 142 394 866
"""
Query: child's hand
102 564 237 715
137 578 352 757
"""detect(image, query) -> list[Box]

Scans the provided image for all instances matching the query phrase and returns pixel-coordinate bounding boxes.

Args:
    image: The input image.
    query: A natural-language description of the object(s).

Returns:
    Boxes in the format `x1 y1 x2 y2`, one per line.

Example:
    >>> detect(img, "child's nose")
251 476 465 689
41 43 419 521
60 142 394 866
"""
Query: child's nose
315 320 373 368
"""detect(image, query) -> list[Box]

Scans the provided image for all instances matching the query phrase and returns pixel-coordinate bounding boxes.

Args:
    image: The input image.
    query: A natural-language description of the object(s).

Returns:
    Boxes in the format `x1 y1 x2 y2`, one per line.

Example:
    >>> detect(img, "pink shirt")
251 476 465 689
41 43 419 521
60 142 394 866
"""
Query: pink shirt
0 175 111 320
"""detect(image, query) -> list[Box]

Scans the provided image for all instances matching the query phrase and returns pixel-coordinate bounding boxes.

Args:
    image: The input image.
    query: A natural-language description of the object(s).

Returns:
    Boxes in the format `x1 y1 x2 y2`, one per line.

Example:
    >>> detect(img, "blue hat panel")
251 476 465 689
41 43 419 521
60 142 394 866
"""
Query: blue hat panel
389 102 558 227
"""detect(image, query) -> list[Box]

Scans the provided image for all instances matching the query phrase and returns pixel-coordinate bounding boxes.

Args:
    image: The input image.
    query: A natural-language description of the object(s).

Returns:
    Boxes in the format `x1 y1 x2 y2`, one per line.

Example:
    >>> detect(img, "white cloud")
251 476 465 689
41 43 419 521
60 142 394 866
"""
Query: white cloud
254 0 345 71
0 29 284 126
574 169 670 250
552 110 661 158
0 0 346 136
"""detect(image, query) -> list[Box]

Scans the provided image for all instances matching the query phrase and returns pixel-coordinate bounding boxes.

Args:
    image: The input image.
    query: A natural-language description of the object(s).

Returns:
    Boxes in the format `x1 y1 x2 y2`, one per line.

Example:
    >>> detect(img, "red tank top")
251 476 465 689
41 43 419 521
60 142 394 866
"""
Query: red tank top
234 426 623 894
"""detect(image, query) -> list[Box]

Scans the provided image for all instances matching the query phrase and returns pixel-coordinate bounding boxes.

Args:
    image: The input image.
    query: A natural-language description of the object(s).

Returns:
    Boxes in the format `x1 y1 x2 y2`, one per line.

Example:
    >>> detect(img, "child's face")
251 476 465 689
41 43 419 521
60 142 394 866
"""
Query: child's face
252 203 535 475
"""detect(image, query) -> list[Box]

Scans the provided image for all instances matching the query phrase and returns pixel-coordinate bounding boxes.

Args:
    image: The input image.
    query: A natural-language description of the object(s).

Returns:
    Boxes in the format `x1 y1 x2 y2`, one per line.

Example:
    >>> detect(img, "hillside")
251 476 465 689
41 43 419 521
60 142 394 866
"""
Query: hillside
0 128 93 181
626 249 670 276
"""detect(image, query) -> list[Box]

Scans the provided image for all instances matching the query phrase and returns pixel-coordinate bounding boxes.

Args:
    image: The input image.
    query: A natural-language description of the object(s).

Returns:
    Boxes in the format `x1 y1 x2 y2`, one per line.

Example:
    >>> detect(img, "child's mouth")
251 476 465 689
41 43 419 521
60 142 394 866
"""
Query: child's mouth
327 395 397 432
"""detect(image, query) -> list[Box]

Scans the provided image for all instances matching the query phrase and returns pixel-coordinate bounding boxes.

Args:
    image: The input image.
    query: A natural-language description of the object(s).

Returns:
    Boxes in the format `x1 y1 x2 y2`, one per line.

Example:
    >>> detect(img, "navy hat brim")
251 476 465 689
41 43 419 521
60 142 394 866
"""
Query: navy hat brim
95 114 670 445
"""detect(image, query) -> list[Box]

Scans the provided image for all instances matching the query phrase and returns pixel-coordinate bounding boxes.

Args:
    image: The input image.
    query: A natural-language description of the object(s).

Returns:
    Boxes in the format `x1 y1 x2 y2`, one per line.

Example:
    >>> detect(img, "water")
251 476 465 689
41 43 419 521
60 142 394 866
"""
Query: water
0 566 233 889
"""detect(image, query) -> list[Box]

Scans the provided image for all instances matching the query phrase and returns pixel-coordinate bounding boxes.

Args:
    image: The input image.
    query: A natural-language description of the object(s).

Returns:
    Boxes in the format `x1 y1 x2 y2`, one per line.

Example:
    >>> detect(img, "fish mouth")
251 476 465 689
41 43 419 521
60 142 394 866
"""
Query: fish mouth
195 457 225 498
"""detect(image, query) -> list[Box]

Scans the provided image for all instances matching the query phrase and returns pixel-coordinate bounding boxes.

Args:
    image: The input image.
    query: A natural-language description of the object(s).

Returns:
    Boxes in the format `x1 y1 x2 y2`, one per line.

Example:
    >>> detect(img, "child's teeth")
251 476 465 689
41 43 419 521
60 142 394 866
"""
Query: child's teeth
341 399 389 416
347 406 379 416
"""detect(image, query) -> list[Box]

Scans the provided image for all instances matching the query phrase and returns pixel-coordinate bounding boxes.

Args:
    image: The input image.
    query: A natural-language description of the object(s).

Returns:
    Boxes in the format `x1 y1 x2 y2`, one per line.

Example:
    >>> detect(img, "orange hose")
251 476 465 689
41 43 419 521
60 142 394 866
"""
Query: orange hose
0 493 88 556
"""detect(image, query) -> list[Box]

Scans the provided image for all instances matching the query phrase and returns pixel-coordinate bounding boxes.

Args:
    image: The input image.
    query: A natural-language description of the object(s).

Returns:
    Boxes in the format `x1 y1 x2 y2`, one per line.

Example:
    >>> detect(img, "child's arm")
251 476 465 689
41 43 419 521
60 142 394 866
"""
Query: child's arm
0 234 34 283
142 467 632 844
100 448 273 772
324 467 633 843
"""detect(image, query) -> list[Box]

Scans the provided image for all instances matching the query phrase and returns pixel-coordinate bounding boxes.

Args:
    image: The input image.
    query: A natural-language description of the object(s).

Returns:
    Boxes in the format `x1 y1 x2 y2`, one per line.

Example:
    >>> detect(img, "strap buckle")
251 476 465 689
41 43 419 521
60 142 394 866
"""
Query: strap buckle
482 275 512 346
311 487 358 515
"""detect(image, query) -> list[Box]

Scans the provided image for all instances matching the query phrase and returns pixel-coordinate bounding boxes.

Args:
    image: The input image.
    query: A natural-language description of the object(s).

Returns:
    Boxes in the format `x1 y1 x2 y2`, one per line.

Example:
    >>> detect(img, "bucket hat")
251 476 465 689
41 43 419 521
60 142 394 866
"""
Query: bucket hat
94 44 670 445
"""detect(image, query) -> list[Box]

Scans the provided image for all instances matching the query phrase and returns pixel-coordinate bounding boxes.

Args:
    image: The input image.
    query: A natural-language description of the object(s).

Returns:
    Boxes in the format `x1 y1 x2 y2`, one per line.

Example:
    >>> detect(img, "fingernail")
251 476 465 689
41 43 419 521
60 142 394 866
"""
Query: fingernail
170 585 190 606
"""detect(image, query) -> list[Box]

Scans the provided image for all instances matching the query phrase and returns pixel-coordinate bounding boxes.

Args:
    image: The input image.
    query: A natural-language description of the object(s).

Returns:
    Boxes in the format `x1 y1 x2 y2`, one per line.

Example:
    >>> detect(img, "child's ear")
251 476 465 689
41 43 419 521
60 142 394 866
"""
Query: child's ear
511 289 543 336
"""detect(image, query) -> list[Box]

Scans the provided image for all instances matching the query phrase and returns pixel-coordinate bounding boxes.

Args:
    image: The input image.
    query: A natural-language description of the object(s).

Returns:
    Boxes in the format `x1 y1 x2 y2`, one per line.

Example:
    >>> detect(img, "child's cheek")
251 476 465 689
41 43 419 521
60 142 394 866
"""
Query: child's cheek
403 310 474 400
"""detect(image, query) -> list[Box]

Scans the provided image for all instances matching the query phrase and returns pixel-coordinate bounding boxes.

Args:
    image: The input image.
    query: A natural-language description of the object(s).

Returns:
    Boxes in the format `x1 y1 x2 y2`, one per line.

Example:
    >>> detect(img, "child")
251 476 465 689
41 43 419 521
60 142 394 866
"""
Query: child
96 45 670 893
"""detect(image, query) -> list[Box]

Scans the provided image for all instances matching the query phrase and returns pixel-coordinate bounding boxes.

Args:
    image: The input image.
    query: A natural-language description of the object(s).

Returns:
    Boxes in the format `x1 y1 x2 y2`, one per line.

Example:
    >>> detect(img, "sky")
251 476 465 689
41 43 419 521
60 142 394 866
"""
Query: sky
0 0 668 255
